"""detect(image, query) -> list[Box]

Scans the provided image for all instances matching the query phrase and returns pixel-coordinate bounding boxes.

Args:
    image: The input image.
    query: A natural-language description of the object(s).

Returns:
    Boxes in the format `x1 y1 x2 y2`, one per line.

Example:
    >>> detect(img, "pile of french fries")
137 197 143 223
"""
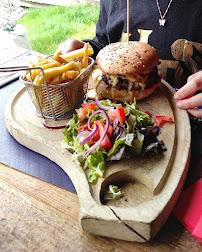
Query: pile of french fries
23 43 93 86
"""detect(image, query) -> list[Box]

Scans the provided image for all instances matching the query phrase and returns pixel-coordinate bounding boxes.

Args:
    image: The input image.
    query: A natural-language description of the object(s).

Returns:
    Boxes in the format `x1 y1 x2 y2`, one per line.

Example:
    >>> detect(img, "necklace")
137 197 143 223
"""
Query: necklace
155 0 174 26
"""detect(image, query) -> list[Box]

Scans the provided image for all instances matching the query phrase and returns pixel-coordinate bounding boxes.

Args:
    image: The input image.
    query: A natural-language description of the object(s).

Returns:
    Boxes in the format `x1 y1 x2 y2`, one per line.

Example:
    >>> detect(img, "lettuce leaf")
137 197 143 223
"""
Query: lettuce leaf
104 185 122 201
107 133 134 158
85 148 105 183
125 100 153 128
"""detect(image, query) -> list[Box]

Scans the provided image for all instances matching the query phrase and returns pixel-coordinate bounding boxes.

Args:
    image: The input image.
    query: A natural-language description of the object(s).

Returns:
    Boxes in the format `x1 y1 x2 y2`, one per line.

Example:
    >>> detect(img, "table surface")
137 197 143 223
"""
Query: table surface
0 159 202 251
0 46 202 251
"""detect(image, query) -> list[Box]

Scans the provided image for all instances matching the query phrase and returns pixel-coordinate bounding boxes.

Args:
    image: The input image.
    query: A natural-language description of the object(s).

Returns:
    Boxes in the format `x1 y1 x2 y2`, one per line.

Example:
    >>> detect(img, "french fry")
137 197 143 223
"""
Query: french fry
33 74 44 86
26 61 61 81
35 55 44 64
65 70 80 80
60 72 68 82
71 61 82 72
38 59 49 66
52 50 68 64
48 75 61 85
82 43 89 68
61 47 93 61
33 61 75 86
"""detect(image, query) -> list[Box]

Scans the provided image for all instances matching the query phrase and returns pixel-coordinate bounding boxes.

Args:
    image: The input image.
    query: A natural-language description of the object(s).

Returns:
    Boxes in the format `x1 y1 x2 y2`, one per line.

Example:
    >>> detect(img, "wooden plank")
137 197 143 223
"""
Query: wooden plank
0 162 201 251
3 80 195 242
4 80 191 241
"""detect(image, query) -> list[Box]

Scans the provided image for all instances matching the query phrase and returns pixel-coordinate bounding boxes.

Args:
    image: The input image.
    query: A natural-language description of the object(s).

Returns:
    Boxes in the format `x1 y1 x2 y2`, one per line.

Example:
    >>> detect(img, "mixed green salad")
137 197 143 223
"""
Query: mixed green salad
62 97 169 184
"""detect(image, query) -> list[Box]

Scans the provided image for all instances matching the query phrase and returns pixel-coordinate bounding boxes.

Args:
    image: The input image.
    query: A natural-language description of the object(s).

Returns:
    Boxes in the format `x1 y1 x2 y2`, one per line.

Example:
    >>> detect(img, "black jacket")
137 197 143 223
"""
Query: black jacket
84 0 202 87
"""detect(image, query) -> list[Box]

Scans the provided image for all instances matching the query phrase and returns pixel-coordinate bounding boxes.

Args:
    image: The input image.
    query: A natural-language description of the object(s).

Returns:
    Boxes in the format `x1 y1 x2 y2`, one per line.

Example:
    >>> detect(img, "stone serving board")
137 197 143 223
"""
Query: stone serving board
5 80 191 242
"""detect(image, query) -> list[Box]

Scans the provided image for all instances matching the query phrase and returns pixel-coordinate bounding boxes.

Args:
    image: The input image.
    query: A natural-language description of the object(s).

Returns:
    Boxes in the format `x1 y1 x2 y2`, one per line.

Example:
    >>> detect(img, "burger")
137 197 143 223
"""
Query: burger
92 41 161 102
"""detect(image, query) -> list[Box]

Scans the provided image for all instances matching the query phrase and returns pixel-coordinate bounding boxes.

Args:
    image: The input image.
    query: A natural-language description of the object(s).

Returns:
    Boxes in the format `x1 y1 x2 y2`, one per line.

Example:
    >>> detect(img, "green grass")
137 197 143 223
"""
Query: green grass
18 4 99 55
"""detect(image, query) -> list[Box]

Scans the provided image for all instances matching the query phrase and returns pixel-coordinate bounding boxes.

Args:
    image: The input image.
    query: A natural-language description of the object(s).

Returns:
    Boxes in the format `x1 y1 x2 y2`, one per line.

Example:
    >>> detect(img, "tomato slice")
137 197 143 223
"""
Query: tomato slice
81 103 97 111
144 111 151 117
77 103 97 122
107 124 114 138
94 120 113 150
108 108 126 124
154 115 173 127
108 109 117 122
76 108 87 121
116 107 126 124
91 124 100 141
78 122 93 132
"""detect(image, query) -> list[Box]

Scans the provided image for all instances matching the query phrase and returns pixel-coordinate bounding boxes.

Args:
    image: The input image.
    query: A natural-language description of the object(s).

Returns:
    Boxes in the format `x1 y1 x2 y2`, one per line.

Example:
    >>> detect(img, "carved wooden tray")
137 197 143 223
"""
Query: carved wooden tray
5 80 191 242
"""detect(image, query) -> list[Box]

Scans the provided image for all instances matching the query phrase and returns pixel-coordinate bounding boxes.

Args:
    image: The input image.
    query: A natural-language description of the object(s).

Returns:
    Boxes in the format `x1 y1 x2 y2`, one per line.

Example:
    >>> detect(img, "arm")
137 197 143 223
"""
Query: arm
174 71 202 118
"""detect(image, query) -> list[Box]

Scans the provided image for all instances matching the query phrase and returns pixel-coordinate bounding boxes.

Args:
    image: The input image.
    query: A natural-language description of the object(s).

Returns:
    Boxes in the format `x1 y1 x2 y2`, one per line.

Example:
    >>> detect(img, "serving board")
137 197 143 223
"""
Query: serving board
5 80 191 242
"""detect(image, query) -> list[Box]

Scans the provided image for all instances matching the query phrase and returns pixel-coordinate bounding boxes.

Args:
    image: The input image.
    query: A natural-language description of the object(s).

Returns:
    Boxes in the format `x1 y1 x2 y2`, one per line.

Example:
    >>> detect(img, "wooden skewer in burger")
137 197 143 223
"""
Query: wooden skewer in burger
92 0 161 103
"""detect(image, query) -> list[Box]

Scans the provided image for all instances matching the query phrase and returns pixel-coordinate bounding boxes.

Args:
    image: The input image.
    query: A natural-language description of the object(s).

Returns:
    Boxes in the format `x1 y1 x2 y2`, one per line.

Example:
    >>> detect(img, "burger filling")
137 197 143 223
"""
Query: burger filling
100 67 160 92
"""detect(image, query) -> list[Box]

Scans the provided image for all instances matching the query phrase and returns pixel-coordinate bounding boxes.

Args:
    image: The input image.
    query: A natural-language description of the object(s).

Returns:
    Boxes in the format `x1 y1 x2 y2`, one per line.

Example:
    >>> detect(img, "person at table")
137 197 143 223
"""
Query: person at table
58 0 202 118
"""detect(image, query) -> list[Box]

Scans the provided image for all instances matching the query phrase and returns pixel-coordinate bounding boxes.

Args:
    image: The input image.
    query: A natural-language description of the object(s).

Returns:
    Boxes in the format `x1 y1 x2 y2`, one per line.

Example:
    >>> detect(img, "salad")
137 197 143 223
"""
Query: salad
62 98 169 184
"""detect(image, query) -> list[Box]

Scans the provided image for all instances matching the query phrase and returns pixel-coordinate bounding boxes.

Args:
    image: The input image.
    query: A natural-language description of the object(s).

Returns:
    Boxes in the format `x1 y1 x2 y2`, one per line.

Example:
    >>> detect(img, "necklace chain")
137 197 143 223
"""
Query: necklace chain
155 0 174 26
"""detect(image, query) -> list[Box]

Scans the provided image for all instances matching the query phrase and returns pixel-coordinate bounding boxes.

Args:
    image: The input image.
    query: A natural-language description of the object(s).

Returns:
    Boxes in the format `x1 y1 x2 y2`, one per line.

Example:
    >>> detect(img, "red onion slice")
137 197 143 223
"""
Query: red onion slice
113 117 119 128
78 130 91 138
79 124 98 145
84 110 110 156
43 119 67 129
95 97 114 111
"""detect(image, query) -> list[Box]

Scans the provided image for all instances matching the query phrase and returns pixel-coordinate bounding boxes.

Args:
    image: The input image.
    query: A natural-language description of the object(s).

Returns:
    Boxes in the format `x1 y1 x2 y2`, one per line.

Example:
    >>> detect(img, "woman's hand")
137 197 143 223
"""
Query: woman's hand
57 38 86 54
174 71 202 118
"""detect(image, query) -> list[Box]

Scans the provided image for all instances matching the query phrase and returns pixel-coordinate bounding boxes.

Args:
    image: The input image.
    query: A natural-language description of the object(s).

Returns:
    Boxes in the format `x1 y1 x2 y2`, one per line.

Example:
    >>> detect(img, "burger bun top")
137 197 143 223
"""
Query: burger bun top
96 41 159 75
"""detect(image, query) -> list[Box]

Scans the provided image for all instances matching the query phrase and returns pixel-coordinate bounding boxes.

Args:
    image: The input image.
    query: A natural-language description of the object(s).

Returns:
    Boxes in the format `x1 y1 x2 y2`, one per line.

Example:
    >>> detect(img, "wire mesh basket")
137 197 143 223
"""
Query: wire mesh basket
2 57 94 120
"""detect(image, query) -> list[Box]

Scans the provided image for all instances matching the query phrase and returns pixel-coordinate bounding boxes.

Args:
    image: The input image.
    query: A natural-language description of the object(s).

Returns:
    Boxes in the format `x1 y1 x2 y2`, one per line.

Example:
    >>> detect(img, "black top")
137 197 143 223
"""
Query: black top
84 0 202 87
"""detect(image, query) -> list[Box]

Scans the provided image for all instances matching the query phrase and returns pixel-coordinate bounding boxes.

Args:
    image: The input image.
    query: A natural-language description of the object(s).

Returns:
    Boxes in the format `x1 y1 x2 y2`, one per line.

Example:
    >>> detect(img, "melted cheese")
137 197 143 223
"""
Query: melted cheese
102 73 147 90
92 68 149 92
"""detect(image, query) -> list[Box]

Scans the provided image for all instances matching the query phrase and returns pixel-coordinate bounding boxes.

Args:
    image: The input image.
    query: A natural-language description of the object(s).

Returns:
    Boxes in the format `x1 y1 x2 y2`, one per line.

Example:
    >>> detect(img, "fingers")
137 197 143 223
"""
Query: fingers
176 92 202 109
187 109 202 118
174 71 202 118
174 71 202 100
57 39 85 54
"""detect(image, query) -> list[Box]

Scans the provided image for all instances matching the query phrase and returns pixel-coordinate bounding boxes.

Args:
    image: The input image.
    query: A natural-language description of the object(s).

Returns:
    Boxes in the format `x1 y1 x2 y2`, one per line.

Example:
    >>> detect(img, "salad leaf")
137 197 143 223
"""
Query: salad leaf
62 98 168 184
107 145 125 161
130 131 144 156
84 147 105 183
86 109 106 122
104 185 122 201
125 101 153 128
101 99 122 108
141 126 167 155
107 133 134 158
63 114 79 144
127 114 137 132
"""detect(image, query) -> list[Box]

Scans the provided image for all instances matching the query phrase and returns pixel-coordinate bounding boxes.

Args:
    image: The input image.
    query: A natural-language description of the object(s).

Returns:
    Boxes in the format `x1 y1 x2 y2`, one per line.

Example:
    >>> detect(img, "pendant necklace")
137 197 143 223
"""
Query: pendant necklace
155 0 174 26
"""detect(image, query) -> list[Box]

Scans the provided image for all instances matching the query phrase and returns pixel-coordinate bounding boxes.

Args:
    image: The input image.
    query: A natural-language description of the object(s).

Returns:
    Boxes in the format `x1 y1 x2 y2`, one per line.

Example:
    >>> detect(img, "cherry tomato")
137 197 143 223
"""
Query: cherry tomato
154 115 173 127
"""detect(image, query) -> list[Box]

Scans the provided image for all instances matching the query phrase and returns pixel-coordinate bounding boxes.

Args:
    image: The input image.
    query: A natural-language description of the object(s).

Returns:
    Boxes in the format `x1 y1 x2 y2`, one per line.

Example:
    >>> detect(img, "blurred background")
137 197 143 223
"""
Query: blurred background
0 0 100 55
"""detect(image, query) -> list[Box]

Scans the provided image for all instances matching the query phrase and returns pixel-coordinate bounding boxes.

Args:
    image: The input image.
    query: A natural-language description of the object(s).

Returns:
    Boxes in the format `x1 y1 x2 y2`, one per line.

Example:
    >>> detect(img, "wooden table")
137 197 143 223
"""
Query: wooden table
0 157 201 251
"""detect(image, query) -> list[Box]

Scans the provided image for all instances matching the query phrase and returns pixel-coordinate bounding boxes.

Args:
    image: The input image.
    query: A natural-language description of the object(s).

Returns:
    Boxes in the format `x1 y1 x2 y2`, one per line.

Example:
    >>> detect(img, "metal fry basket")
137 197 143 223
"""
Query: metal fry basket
1 57 94 120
